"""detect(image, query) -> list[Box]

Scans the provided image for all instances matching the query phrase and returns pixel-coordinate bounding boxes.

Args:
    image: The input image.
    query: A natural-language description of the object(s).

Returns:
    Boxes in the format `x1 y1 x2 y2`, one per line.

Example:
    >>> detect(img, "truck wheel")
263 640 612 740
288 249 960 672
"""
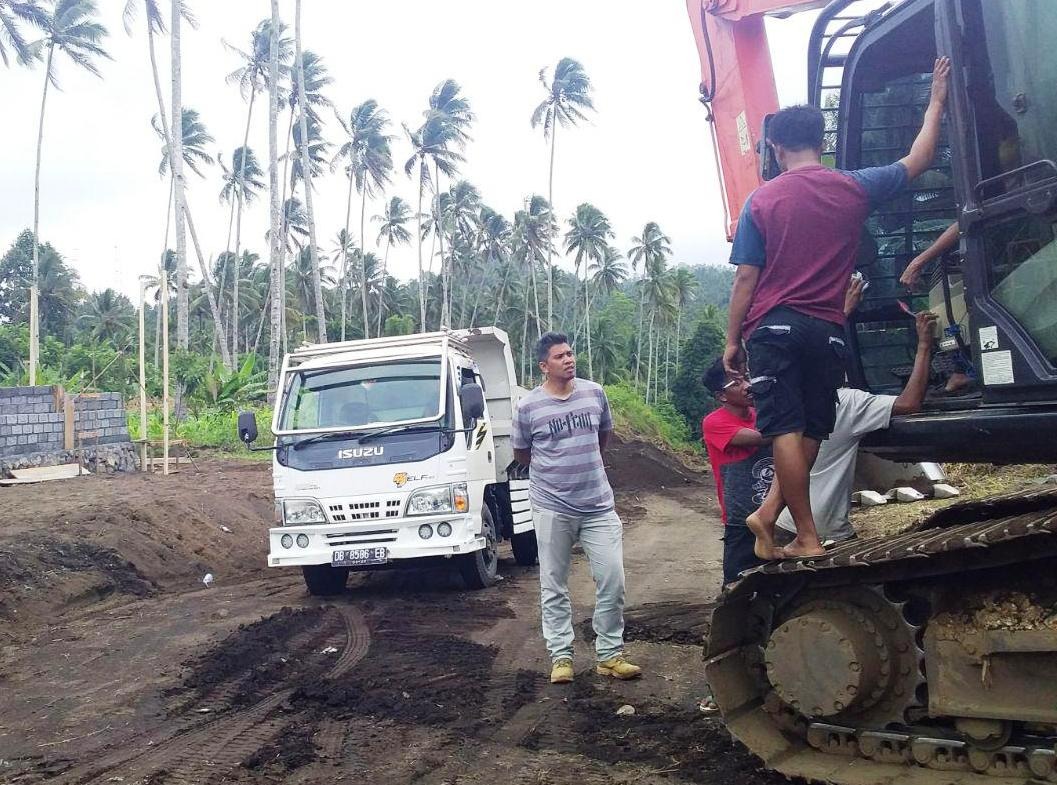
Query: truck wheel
510 529 538 566
302 564 349 596
458 507 498 589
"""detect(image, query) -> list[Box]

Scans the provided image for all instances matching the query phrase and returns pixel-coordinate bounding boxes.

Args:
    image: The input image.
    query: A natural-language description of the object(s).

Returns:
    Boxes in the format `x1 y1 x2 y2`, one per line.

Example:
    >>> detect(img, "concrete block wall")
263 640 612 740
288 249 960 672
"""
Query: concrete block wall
0 385 131 459
73 392 130 446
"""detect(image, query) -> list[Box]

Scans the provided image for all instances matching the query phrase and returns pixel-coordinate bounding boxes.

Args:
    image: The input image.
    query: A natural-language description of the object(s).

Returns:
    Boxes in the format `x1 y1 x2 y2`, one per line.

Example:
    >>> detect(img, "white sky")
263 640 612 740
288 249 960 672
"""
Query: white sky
0 1 818 303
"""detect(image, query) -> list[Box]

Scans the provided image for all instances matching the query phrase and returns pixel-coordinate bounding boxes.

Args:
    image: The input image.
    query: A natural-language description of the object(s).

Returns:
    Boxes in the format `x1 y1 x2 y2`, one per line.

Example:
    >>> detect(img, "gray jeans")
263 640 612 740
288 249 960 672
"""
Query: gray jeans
534 507 626 663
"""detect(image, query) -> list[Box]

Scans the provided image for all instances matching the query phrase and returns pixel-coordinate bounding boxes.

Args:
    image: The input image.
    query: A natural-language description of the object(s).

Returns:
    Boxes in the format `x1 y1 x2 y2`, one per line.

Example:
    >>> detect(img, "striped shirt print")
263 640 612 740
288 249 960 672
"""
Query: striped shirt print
511 379 614 515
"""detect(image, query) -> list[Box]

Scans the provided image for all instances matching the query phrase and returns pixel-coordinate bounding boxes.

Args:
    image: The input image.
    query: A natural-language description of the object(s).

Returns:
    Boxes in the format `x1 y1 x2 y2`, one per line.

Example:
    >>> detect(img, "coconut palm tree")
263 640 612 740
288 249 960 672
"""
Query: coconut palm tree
531 57 594 330
266 0 283 395
28 0 109 385
510 195 553 341
218 146 263 360
372 195 412 335
628 221 671 388
591 245 628 296
404 113 464 330
156 108 213 176
469 206 510 327
79 288 136 343
334 99 393 339
424 79 473 328
564 202 613 379
671 266 698 373
444 180 480 326
293 0 326 342
0 0 45 66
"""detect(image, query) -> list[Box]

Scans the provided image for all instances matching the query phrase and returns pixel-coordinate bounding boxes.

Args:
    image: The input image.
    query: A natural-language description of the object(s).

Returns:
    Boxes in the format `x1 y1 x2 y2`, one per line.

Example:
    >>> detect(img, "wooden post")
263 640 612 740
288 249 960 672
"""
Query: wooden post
63 394 75 450
161 269 170 476
138 277 148 472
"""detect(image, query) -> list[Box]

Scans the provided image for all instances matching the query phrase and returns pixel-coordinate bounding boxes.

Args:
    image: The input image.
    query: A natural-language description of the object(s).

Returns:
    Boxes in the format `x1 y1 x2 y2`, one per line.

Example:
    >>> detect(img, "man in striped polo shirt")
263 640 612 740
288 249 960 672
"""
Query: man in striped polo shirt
512 332 642 685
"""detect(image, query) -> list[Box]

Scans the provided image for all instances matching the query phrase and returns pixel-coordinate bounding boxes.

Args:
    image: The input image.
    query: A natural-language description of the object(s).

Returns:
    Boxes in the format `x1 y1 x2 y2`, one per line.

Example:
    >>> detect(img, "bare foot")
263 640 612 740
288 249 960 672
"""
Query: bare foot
746 511 779 561
778 538 827 559
945 372 970 394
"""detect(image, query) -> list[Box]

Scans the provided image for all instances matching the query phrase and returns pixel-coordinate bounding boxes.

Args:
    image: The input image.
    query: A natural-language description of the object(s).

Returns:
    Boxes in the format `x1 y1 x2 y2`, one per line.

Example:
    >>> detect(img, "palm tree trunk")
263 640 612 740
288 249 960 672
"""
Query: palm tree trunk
155 177 174 366
170 1 188 354
377 233 392 336
492 259 512 326
29 46 54 385
146 19 172 369
584 267 593 380
360 186 369 339
266 0 284 399
529 261 542 340
340 167 354 341
521 284 530 385
545 123 556 330
294 0 326 344
435 163 447 330
664 332 671 395
184 208 233 368
468 252 491 327
675 308 682 374
252 282 270 359
232 88 257 363
634 279 647 389
232 194 243 363
646 310 655 404
416 181 426 330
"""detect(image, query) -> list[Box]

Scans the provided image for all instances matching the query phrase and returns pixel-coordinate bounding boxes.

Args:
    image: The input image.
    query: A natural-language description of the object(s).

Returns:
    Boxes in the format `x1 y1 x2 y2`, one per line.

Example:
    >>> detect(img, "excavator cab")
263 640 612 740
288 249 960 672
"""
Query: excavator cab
817 0 1057 462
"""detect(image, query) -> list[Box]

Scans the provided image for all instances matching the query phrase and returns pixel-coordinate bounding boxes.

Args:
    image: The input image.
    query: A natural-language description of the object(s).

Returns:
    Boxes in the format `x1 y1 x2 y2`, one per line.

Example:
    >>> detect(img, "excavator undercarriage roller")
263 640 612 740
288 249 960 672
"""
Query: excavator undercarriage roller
705 488 1057 784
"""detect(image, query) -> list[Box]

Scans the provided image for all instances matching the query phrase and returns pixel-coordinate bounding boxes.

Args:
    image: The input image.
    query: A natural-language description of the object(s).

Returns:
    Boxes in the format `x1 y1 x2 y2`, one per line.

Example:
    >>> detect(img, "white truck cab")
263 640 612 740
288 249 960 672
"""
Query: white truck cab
238 328 536 595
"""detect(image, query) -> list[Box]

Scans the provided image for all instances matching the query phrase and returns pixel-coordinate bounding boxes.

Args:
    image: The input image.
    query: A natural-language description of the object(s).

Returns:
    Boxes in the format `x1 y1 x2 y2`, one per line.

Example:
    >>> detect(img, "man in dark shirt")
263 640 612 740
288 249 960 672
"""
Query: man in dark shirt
723 58 950 559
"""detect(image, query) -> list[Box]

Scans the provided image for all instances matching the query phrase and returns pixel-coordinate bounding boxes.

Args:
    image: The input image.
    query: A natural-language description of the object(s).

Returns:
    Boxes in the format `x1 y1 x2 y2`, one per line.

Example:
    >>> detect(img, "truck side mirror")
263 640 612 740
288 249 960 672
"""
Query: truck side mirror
237 410 259 444
460 382 485 423
758 113 781 182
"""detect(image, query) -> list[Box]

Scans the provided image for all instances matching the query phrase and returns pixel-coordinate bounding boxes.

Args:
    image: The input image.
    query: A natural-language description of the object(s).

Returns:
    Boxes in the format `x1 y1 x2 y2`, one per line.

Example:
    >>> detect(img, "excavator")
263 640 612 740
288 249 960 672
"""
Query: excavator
685 0 1057 782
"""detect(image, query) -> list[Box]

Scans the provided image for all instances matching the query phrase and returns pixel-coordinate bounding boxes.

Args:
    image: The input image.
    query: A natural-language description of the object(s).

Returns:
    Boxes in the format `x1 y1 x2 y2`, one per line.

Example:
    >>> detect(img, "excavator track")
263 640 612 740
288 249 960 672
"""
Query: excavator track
705 487 1057 785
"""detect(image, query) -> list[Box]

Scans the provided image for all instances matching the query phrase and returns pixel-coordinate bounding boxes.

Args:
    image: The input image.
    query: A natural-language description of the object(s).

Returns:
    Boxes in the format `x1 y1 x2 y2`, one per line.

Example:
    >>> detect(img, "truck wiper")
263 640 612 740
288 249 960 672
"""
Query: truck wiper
356 423 444 443
290 429 366 451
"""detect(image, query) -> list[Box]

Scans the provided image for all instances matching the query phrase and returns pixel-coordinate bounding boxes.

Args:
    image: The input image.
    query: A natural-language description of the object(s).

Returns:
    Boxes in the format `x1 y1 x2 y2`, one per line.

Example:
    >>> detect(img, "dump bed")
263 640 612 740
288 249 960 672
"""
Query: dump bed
457 328 526 473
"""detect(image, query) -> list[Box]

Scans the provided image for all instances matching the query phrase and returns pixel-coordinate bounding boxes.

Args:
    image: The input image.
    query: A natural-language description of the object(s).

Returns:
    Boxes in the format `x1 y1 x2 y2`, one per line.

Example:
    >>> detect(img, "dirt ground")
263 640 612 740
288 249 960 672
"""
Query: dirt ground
0 442 784 785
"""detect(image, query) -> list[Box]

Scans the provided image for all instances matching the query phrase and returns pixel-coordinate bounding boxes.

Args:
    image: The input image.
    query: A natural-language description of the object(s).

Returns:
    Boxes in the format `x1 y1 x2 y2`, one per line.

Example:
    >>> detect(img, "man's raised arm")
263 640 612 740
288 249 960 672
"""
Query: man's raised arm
898 57 951 180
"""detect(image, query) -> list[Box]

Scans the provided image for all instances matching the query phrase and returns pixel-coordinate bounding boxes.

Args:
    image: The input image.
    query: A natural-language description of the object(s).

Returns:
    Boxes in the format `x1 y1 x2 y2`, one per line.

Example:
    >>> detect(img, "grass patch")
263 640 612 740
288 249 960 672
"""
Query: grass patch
127 406 274 454
604 383 699 457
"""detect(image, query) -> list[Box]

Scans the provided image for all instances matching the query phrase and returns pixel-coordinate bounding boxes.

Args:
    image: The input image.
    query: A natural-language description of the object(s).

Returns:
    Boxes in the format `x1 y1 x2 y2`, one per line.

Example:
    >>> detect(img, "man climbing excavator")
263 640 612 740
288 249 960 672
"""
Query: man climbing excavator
686 1 1057 782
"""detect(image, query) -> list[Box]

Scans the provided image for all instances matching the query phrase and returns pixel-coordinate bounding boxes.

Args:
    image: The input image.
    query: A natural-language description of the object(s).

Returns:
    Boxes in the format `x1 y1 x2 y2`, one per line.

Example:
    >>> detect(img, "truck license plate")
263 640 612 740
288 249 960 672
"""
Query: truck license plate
331 547 388 566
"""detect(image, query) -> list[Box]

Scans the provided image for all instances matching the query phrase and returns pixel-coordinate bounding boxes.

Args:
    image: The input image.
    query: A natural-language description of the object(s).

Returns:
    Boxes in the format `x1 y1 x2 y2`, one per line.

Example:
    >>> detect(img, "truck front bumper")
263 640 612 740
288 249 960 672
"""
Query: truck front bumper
267 513 482 567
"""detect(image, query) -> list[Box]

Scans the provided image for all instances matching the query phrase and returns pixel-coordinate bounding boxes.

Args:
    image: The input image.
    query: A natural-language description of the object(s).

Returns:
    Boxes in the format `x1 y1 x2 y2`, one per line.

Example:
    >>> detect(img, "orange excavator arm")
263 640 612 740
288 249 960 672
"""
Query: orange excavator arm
686 0 828 239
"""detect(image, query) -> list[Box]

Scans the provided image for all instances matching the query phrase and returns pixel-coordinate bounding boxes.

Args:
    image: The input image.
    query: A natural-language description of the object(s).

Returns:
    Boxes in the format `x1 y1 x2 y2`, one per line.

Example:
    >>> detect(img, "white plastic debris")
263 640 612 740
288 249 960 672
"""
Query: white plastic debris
890 487 926 502
853 490 888 507
320 646 338 655
402 691 411 699
221 525 232 533
616 704 636 716
202 573 214 587
932 483 961 499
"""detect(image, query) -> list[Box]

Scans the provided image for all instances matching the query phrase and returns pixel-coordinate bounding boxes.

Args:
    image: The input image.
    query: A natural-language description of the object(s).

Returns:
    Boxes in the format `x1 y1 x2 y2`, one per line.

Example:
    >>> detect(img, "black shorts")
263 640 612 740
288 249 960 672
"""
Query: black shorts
722 524 764 586
746 307 848 442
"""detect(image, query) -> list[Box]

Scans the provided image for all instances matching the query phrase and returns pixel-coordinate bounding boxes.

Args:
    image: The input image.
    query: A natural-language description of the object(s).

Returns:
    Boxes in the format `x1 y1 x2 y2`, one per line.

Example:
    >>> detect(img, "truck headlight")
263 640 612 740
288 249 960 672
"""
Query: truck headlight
405 483 468 517
283 499 326 525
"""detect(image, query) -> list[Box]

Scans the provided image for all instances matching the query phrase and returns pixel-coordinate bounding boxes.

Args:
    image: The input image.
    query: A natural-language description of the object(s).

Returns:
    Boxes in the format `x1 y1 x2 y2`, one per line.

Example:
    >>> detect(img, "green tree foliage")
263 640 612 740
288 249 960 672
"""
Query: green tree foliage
0 230 84 336
670 315 727 440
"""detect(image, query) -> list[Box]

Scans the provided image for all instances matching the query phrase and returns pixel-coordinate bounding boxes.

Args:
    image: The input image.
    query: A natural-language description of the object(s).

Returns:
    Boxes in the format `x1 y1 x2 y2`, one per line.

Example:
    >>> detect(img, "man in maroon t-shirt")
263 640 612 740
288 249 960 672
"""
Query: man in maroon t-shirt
701 359 773 586
723 58 951 559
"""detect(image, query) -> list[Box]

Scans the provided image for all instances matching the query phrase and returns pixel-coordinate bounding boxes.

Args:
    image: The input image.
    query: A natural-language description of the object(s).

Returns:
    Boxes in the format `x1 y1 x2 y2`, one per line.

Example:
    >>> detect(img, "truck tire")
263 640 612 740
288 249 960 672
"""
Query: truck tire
458 507 499 589
302 564 349 596
510 529 538 566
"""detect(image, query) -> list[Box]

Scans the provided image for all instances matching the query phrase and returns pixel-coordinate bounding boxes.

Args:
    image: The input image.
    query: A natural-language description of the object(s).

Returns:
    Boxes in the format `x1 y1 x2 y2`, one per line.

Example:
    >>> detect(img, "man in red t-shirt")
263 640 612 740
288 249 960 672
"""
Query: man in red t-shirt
701 359 773 586
723 58 951 559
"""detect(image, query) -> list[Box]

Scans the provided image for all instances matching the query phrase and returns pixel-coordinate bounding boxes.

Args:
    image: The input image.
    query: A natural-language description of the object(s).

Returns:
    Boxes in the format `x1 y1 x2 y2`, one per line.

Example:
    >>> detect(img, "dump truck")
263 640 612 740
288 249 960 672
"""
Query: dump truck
686 0 1057 781
237 328 537 595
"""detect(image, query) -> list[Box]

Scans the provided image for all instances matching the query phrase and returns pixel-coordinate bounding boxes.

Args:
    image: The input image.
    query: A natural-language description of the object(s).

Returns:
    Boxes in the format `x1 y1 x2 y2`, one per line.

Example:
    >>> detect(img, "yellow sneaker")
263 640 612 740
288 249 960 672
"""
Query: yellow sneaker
550 658 574 684
596 655 642 680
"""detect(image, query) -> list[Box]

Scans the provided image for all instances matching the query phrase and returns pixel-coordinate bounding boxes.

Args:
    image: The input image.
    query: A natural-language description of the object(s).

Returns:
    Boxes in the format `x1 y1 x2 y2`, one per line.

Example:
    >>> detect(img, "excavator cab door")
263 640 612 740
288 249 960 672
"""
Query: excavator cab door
757 114 781 182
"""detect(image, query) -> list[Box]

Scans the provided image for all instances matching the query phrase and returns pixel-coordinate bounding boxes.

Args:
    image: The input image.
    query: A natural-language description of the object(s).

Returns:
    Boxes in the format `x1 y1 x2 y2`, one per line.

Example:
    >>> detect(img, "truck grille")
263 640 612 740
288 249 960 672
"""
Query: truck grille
326 497 402 522
325 528 399 547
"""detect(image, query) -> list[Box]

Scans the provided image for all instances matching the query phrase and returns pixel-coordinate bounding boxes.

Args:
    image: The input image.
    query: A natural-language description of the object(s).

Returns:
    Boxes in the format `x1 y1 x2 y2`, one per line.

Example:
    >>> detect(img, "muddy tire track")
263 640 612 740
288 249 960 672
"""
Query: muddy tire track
56 604 372 785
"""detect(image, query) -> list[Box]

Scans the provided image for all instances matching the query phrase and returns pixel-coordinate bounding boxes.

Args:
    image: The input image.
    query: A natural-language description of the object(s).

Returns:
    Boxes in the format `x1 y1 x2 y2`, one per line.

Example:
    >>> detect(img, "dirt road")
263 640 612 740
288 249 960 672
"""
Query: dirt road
0 448 782 785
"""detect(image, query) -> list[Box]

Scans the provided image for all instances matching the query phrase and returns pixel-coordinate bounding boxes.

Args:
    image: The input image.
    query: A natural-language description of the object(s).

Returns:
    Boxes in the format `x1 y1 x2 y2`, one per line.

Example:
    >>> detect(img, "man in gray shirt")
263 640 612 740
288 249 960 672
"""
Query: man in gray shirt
512 332 642 685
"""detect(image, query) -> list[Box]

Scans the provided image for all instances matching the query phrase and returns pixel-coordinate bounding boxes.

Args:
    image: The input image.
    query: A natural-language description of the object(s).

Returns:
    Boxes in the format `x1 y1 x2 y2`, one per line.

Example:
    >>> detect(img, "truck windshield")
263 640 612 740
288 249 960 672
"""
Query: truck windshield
279 359 443 432
964 0 1057 186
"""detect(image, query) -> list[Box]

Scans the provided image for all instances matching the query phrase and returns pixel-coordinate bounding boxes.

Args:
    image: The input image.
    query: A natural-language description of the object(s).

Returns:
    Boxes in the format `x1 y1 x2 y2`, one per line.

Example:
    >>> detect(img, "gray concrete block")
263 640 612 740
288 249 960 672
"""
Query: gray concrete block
16 414 28 425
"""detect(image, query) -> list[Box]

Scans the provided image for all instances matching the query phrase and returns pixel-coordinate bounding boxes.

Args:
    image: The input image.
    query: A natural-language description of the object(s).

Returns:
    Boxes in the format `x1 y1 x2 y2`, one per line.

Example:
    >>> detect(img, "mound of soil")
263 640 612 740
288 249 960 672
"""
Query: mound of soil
522 680 785 784
292 632 498 728
0 459 273 642
606 436 705 495
580 601 716 647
